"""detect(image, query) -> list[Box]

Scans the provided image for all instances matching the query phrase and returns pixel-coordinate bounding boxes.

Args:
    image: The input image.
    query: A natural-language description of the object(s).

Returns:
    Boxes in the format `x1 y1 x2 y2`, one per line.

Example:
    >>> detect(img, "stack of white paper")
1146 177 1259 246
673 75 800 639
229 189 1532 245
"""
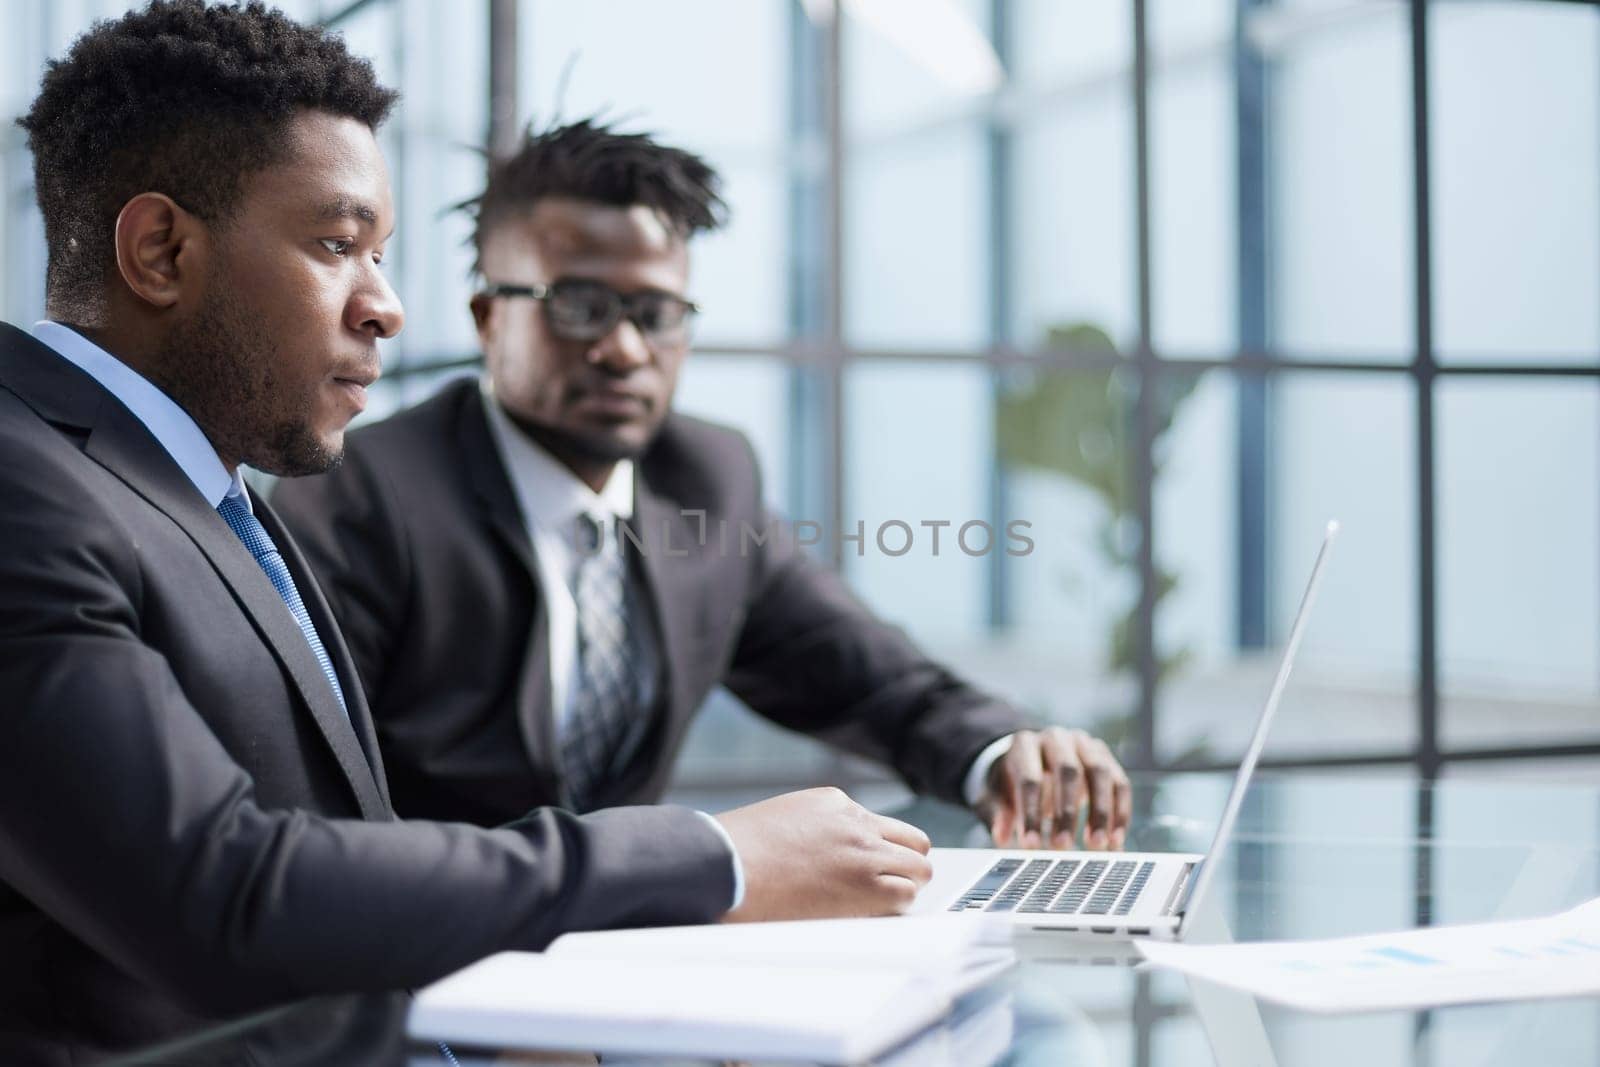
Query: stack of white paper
408 916 1015 1064
1136 897 1600 1013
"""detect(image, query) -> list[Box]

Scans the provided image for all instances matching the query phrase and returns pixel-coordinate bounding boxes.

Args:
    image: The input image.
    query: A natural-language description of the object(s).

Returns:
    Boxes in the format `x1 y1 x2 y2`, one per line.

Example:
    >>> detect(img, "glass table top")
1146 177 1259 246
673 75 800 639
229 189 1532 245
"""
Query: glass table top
107 771 1600 1066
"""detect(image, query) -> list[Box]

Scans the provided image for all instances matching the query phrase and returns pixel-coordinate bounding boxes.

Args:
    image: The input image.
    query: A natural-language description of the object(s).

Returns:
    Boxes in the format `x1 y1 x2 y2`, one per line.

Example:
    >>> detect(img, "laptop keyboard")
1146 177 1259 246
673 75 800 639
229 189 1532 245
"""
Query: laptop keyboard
949 858 1157 916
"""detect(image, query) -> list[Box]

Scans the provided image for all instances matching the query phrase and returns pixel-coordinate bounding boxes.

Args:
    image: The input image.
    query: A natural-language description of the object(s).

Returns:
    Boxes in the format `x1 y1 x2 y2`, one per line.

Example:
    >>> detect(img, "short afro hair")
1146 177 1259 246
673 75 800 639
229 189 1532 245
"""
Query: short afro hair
18 0 398 320
460 118 728 274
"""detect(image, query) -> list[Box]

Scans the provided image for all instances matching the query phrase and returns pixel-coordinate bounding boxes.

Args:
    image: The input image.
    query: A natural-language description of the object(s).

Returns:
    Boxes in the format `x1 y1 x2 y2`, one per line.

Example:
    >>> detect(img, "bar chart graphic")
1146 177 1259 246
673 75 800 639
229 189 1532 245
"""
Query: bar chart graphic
1137 897 1600 1012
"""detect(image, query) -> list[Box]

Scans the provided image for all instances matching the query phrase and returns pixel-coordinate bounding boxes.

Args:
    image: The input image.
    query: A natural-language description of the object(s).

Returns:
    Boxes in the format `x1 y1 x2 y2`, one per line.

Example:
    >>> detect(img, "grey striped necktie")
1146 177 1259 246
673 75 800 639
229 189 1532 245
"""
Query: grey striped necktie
560 511 641 811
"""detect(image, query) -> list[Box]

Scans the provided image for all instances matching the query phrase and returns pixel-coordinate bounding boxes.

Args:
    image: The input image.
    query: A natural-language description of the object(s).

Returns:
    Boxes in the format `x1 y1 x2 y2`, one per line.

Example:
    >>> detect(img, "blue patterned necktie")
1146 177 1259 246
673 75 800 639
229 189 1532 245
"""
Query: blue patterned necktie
560 511 652 811
217 494 349 721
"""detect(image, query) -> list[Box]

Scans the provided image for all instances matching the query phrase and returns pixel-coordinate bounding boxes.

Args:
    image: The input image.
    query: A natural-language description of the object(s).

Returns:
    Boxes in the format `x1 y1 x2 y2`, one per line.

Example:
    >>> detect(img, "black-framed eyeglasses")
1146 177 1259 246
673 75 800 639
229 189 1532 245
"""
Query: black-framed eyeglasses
479 279 700 345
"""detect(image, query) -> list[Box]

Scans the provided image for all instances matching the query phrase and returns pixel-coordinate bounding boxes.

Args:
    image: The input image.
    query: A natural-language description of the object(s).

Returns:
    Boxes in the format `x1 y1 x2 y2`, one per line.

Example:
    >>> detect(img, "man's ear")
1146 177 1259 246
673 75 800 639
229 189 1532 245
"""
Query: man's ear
113 193 203 310
469 291 497 338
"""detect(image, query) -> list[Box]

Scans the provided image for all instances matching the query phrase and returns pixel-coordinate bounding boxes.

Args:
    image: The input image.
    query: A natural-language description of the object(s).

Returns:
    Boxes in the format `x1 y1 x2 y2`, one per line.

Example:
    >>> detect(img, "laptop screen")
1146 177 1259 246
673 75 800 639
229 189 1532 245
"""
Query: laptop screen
1178 520 1340 927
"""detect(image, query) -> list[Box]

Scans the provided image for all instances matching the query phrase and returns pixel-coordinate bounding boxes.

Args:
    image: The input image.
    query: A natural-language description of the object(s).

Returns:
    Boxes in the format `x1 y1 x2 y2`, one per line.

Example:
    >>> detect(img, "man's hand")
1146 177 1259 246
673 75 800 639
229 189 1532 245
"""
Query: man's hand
714 787 933 923
977 728 1131 851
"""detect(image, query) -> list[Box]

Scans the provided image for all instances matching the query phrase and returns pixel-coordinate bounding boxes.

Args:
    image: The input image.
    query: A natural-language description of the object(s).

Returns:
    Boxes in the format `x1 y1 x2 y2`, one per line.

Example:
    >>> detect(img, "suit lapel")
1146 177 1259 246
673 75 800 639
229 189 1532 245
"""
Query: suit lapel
255 493 392 814
457 388 538 580
0 322 104 427
630 480 698 733
456 389 561 794
0 326 388 819
86 413 390 819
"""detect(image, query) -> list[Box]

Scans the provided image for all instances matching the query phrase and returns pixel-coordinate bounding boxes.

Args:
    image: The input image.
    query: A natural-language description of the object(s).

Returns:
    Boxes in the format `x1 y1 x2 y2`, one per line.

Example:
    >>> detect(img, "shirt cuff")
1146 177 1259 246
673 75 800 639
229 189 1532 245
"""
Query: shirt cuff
696 810 745 912
962 733 1018 807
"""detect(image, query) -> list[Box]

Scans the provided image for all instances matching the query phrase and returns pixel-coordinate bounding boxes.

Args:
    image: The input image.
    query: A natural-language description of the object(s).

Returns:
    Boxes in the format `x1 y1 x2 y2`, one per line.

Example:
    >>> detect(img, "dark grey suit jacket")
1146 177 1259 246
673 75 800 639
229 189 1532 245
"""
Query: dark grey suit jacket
0 324 734 1063
271 377 1027 827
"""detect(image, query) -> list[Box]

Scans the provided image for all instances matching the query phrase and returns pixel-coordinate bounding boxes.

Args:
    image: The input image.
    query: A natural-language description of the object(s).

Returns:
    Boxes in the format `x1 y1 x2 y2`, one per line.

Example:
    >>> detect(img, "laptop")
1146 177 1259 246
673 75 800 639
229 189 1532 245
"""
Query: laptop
908 521 1339 942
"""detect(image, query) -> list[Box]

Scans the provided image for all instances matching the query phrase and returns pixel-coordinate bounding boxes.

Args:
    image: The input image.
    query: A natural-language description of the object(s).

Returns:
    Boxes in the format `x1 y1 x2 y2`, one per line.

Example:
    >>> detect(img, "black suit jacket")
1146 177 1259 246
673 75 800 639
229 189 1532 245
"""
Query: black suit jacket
272 377 1027 827
0 324 734 1063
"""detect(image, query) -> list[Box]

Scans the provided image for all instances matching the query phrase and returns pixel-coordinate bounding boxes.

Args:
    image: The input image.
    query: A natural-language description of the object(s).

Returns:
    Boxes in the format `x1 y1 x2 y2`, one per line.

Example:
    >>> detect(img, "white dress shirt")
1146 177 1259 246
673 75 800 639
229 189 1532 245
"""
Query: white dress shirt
479 381 657 737
480 379 745 907
964 735 1014 808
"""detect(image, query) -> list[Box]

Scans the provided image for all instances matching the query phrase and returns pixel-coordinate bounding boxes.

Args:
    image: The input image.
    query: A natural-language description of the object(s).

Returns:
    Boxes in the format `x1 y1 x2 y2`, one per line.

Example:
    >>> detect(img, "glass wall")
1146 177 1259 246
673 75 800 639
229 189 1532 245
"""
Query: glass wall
2 0 1597 794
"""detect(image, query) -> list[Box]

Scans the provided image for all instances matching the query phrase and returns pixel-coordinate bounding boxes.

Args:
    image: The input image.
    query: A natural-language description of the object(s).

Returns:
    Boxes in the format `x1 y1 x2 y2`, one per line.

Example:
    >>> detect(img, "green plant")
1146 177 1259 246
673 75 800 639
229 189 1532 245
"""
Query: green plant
995 322 1210 766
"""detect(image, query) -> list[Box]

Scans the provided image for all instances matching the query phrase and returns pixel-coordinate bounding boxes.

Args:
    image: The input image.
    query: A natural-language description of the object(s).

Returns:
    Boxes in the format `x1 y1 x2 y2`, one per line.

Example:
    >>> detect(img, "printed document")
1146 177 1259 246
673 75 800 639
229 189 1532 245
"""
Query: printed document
1136 897 1600 1013
409 916 1015 1063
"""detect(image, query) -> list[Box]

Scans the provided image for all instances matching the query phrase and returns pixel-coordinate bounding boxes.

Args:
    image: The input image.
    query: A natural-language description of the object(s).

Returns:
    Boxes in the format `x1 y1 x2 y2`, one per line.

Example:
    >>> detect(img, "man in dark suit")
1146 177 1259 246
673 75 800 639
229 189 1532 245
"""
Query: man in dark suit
273 120 1133 853
0 5 930 1060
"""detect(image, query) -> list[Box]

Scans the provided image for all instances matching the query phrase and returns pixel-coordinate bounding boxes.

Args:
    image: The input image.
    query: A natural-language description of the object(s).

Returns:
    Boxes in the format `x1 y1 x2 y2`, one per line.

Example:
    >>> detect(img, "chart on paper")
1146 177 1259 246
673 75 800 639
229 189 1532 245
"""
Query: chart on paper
1274 929 1600 974
1136 898 1600 1013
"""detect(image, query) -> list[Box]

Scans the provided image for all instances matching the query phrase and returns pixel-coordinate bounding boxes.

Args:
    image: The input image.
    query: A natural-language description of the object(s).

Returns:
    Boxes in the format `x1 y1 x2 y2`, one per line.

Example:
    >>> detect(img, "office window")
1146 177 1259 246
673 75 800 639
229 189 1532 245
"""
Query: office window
1007 1 1136 351
689 162 789 347
1158 371 1420 764
1011 90 1136 355
845 123 989 350
523 0 787 153
840 1 993 351
1012 0 1129 90
1431 2 1600 364
843 360 992 642
327 0 397 86
1269 374 1418 689
1150 0 1236 357
521 0 790 350
995 364 1140 733
0 3 31 321
1268 1 1413 360
1438 379 1600 749
312 0 489 420
673 354 792 510
386 0 488 372
1153 369 1239 764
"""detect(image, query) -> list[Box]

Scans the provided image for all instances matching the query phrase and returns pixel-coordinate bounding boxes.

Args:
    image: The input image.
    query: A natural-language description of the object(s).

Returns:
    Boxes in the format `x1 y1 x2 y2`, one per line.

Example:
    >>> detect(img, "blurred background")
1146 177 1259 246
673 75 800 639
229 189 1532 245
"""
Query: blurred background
3 0 1597 804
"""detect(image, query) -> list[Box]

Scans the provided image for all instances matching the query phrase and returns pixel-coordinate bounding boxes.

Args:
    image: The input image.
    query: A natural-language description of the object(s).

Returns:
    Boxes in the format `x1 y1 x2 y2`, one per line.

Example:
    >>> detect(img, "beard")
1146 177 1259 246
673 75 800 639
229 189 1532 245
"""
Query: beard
157 287 341 478
513 405 663 469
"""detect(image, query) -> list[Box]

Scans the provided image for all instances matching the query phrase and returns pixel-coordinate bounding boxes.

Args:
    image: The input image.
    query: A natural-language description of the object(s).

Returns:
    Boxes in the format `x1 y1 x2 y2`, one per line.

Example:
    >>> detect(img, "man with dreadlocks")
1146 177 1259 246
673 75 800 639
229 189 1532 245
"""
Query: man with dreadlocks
273 120 1134 910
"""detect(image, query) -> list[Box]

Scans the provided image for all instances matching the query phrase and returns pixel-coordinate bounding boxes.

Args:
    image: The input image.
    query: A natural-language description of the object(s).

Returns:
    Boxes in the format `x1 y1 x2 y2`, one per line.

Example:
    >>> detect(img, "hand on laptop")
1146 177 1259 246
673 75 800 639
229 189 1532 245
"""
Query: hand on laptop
978 728 1131 851
714 787 933 923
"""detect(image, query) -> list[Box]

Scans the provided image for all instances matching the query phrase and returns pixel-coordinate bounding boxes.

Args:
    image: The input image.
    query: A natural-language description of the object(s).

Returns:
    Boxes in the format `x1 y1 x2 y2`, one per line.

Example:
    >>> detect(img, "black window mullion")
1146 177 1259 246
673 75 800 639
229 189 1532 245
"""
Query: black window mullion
1236 0 1271 653
986 0 1013 633
1410 0 1440 783
1132 0 1158 773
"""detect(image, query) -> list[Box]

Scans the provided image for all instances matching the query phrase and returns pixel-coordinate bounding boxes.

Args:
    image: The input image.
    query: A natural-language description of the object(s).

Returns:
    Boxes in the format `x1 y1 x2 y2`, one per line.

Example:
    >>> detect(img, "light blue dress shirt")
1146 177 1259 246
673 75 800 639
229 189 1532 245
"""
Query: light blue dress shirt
31 321 250 510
